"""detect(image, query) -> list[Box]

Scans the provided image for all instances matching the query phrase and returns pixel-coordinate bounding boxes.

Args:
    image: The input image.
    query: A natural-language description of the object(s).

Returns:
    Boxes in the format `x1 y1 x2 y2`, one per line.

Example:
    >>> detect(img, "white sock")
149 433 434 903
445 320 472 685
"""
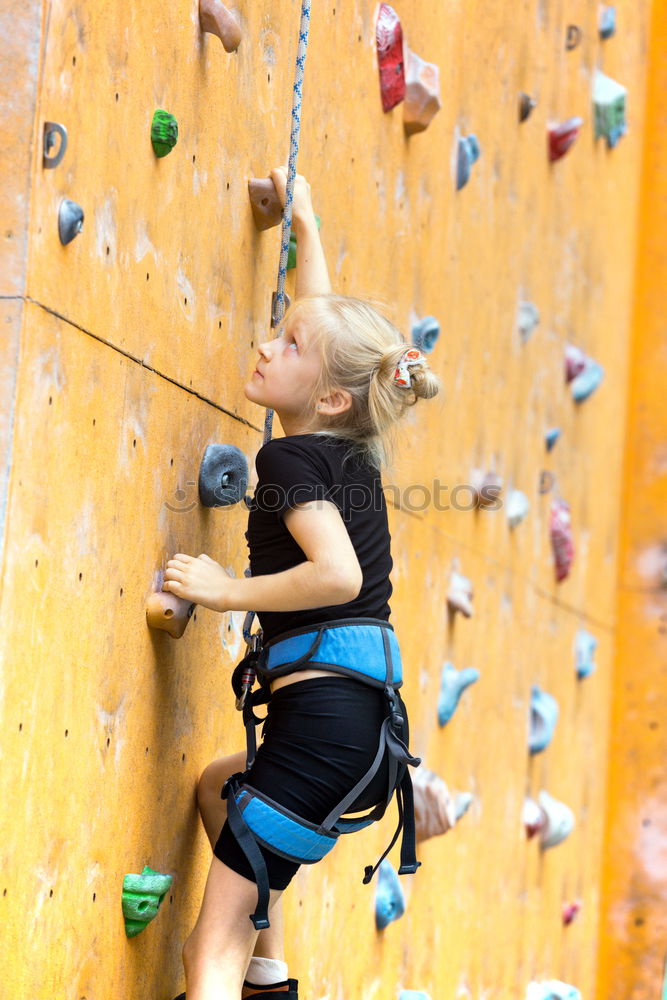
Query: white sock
245 956 289 986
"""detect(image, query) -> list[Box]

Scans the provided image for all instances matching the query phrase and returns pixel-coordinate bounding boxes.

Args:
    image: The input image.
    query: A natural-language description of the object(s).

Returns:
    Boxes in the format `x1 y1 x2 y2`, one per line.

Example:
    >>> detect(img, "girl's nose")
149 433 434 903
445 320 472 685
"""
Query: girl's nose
257 341 272 359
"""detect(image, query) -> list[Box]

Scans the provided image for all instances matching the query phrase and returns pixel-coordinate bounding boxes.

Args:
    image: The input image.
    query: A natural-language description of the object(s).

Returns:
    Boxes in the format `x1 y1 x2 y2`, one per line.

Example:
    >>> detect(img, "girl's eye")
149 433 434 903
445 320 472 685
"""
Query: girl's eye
287 340 298 351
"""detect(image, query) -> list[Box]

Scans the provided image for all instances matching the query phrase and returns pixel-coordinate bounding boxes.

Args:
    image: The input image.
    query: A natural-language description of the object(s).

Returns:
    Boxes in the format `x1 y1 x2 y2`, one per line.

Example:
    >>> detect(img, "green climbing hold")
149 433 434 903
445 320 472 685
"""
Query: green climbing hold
151 110 179 158
287 215 321 270
122 865 173 937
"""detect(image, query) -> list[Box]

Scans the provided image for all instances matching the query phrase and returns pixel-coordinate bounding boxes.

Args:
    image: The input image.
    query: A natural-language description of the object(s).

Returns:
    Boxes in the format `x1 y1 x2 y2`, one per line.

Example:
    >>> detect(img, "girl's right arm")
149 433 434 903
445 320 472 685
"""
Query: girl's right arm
269 166 332 298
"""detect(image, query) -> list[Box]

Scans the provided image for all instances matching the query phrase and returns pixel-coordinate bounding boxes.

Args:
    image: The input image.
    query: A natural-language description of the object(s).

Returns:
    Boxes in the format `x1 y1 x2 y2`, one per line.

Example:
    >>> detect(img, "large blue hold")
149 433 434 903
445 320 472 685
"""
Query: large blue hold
375 859 405 930
438 661 480 726
411 316 441 354
400 993 432 1000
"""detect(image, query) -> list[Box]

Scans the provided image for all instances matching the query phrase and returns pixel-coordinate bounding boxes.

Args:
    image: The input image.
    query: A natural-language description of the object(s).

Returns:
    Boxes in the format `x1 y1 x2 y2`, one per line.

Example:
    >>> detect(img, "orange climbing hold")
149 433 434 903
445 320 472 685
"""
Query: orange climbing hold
146 569 195 638
199 0 242 52
248 177 283 231
403 49 441 135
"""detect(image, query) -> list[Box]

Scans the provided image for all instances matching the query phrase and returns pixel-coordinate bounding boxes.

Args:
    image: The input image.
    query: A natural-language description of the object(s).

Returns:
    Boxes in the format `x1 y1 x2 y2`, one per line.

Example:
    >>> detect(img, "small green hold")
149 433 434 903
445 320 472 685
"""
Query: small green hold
151 109 179 158
287 215 321 270
122 865 173 937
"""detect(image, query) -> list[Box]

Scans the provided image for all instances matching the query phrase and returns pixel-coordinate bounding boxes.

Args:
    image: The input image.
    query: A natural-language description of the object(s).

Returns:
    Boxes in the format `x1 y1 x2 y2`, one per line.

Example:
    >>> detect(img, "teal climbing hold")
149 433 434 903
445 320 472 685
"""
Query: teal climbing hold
574 628 598 679
411 315 440 354
375 859 405 930
151 109 179 157
529 685 559 754
599 6 617 39
545 427 561 451
456 134 480 190
287 215 321 270
122 865 173 937
400 993 432 1000
438 661 480 726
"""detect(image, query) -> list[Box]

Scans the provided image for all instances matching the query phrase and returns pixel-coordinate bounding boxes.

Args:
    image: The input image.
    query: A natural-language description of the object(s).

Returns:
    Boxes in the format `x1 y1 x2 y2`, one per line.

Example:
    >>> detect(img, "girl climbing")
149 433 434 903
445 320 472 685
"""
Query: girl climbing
162 165 441 1000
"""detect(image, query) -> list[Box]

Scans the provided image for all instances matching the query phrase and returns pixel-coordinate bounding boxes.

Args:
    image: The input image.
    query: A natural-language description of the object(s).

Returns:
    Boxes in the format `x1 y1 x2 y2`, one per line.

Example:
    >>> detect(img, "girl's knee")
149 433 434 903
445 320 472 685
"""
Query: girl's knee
197 752 246 810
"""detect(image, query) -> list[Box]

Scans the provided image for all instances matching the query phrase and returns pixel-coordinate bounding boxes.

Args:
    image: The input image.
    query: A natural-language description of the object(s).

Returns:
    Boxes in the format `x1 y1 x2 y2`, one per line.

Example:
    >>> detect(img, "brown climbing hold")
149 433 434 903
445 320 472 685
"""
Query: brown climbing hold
403 49 441 136
146 589 195 638
199 0 241 53
248 178 283 231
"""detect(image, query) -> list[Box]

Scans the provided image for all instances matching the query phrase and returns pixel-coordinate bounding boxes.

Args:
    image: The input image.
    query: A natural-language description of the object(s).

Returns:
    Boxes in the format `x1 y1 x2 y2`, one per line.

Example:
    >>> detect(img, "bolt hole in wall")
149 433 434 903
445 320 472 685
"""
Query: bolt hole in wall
78 573 82 581
48 396 52 404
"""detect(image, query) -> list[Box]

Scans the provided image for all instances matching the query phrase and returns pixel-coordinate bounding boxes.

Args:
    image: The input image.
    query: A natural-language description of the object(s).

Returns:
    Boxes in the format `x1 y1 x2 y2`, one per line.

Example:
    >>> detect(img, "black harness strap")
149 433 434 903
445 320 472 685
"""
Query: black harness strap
223 774 271 929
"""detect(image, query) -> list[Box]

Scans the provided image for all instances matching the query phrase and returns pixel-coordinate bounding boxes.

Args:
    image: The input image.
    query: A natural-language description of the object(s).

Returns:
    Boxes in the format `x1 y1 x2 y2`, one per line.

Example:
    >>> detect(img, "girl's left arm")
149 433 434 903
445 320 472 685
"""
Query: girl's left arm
163 501 362 613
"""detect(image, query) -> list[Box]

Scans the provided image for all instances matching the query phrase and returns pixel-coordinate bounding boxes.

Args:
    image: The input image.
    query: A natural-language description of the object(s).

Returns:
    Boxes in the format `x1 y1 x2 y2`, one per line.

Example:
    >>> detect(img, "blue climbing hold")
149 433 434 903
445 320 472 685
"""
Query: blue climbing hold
438 661 480 727
400 993 432 1000
571 360 604 402
545 427 561 451
456 134 481 190
411 316 441 354
575 628 598 679
599 6 616 39
529 685 560 754
375 859 405 930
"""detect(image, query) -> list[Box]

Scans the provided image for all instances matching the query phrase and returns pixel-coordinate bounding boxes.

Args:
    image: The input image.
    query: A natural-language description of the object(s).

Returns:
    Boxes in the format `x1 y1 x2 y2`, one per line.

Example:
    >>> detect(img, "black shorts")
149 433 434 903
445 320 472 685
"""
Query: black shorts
214 675 407 890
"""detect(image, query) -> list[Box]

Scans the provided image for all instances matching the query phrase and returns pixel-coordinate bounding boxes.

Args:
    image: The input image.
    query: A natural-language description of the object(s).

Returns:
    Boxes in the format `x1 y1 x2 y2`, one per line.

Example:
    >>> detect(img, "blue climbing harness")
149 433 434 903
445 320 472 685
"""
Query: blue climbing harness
225 617 422 929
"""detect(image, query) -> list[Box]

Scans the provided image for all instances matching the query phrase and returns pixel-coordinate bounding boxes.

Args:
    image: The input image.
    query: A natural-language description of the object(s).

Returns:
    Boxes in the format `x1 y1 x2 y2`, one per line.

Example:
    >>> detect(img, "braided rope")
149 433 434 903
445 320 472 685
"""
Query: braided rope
243 0 312 647
263 0 312 446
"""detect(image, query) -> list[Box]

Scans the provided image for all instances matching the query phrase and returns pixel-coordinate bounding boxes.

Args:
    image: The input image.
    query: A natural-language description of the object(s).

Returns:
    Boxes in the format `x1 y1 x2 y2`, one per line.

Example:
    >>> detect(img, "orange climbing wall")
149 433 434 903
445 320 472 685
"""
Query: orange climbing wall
596 1 667 996
0 1 656 997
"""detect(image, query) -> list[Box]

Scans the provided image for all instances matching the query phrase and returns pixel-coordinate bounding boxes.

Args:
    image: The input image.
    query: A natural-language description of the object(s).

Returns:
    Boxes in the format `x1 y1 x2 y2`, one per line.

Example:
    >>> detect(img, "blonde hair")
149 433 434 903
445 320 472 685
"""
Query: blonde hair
283 294 441 468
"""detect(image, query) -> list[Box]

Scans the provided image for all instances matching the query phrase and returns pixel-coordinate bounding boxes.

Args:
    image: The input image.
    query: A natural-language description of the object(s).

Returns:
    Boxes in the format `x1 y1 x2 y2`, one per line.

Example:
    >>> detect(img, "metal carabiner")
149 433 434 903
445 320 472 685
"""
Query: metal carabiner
235 631 263 711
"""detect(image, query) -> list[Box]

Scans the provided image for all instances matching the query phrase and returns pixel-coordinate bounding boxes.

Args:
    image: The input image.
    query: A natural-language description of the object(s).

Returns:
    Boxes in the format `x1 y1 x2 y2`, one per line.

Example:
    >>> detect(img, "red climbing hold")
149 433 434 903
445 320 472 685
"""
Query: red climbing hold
548 117 584 162
550 497 575 582
376 3 406 112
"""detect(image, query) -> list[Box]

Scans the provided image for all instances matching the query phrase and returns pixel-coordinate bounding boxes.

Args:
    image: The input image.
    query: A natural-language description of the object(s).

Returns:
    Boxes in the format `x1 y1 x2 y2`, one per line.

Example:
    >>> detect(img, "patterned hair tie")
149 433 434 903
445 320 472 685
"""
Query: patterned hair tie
393 348 427 388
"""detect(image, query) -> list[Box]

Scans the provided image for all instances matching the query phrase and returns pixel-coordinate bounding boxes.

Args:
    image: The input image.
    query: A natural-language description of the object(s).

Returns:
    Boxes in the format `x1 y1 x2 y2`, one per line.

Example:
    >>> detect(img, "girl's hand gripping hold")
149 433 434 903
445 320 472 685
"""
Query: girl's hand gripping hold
163 552 232 613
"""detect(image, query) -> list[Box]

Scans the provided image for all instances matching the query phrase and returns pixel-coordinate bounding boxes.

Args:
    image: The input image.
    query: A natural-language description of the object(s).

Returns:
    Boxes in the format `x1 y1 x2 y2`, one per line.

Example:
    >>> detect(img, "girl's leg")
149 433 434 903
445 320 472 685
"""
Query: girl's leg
182 855 284 1000
197 755 286 964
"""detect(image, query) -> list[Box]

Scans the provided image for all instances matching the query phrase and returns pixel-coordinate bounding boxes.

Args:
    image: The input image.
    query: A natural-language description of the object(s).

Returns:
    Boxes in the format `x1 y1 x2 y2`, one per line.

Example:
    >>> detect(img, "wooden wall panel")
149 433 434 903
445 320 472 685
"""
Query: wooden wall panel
0 1 656 996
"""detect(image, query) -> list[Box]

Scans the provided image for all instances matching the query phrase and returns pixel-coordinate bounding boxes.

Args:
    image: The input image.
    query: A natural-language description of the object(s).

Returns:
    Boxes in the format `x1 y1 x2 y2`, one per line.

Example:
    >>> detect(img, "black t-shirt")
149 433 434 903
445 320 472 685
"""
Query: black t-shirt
245 433 393 642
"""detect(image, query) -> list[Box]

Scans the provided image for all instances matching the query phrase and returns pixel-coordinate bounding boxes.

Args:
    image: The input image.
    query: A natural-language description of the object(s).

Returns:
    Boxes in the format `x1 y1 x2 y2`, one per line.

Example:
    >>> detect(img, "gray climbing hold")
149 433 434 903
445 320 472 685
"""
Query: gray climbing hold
43 121 68 169
198 444 249 507
519 92 537 122
506 489 530 528
518 301 540 341
58 198 84 245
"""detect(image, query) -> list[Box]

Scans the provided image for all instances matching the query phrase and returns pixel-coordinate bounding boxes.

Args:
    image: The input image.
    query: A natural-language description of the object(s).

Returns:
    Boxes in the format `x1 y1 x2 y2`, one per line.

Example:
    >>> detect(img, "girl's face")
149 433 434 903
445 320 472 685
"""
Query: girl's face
243 316 324 432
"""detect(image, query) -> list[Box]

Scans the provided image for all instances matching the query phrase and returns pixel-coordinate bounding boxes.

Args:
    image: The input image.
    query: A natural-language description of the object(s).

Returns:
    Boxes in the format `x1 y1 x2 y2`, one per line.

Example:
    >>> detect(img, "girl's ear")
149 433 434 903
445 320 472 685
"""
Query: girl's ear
318 388 353 416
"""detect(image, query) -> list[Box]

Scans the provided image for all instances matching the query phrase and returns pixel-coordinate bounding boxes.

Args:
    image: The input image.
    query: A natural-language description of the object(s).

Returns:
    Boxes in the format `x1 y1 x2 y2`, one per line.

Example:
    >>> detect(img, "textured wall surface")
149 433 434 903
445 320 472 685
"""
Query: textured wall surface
0 1 655 997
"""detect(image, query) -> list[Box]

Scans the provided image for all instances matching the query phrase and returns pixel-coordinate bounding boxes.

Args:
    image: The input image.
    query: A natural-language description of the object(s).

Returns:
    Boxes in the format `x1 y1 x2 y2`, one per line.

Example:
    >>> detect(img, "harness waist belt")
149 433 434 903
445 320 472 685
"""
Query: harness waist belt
257 618 403 687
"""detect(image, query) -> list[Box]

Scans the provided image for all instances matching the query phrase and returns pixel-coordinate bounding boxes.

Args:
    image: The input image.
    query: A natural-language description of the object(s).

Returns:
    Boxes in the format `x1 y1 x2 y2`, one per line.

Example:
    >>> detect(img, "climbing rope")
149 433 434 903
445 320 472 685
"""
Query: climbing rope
263 0 312 447
242 0 312 652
